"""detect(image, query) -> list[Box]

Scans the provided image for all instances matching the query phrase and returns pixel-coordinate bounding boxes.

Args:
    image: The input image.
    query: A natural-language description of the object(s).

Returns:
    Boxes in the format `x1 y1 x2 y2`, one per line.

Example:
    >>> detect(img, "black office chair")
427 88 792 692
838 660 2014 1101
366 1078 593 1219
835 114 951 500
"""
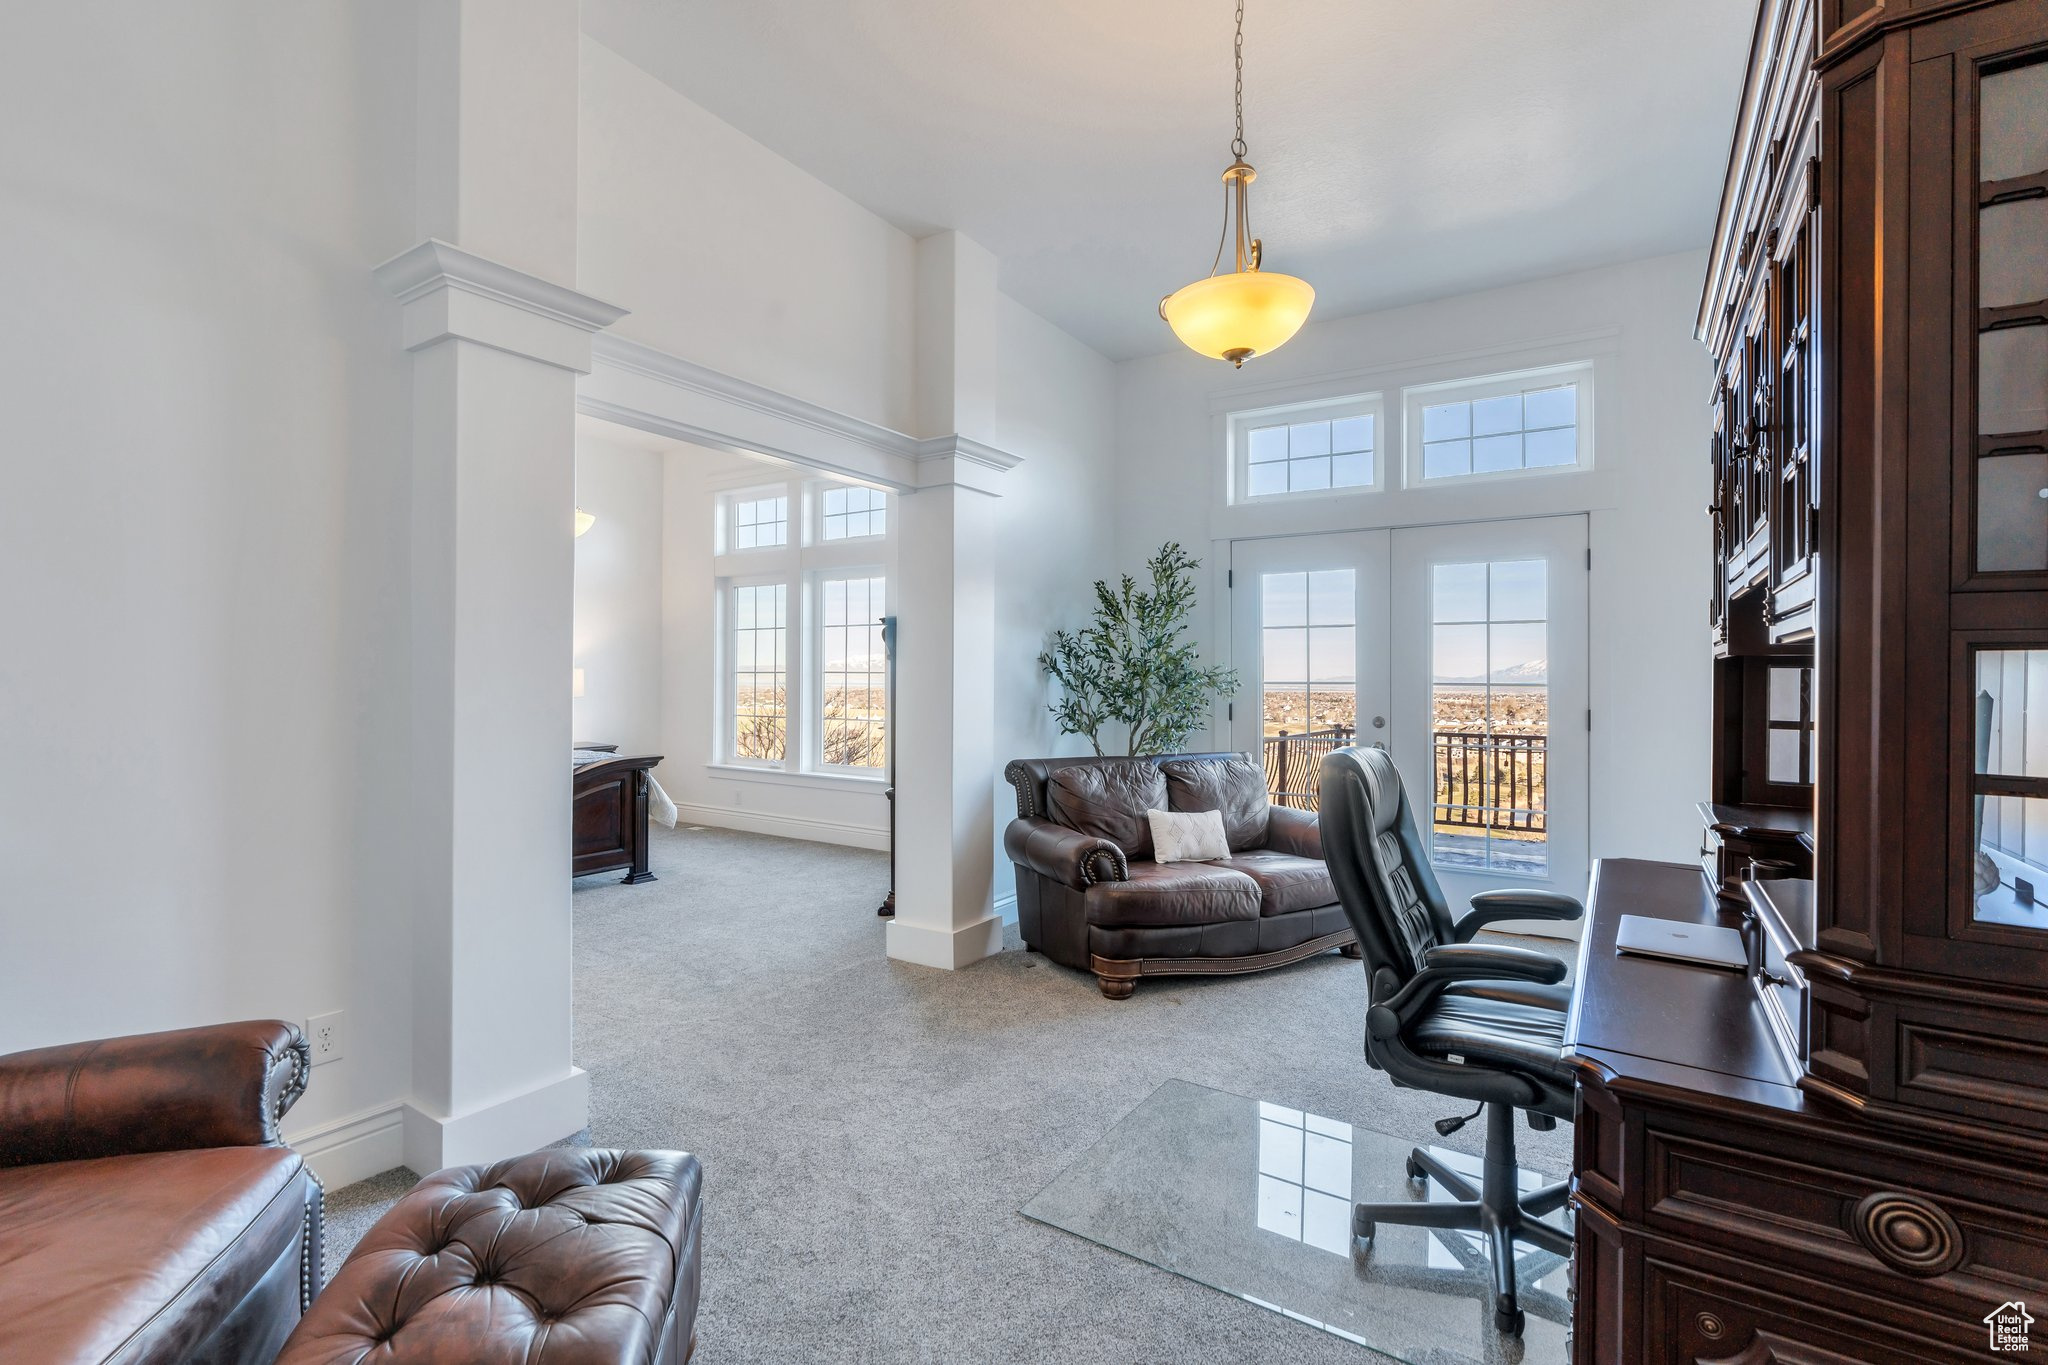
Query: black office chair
1317 745 1584 1335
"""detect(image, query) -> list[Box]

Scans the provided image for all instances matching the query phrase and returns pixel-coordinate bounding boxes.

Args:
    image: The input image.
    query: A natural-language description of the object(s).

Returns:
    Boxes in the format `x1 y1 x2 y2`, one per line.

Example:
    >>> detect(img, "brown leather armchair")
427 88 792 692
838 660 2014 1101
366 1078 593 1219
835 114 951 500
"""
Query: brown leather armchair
1004 752 1358 998
0 1020 323 1365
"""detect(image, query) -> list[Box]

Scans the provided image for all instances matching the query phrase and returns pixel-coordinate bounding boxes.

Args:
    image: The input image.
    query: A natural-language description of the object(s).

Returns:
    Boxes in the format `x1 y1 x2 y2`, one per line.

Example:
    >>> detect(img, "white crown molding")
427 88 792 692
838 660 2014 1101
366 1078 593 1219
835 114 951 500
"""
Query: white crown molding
375 239 628 373
584 334 1021 494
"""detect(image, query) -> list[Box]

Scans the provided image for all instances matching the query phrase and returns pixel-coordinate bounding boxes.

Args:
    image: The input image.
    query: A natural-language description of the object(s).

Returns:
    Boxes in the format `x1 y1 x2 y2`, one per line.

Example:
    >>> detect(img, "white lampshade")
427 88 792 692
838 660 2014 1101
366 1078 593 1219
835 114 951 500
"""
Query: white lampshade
574 508 597 537
572 668 585 699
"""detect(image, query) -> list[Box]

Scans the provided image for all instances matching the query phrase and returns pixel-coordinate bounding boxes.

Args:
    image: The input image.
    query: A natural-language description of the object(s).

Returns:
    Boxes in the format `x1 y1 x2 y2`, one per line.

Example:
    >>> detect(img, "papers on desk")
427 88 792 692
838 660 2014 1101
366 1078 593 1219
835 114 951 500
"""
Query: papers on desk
1614 914 1747 970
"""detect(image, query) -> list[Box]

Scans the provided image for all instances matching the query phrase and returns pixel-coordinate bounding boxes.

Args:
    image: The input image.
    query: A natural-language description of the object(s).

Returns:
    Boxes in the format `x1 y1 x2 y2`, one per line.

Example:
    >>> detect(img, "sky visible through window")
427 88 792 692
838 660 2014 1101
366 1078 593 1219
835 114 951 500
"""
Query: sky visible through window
1246 414 1374 497
1421 384 1577 480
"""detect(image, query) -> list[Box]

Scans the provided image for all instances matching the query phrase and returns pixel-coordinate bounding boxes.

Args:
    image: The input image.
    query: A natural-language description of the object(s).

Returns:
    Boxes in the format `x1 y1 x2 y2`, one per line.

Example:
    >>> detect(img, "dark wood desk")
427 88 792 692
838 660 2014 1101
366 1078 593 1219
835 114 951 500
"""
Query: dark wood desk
1567 858 1797 1096
573 752 662 884
1565 858 2045 1364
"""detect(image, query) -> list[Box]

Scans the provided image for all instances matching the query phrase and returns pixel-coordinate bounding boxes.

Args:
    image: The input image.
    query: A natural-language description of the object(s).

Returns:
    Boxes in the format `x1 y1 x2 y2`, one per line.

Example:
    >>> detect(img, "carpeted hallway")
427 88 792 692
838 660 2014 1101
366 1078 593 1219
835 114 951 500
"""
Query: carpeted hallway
323 824 1571 1364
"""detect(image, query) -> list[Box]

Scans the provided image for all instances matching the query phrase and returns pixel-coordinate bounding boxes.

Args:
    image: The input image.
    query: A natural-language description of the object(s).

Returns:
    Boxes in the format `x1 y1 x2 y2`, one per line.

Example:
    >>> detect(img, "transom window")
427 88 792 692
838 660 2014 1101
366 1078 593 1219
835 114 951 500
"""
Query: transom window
1246 415 1375 496
822 485 886 541
730 493 788 550
1230 394 1384 502
1405 364 1594 485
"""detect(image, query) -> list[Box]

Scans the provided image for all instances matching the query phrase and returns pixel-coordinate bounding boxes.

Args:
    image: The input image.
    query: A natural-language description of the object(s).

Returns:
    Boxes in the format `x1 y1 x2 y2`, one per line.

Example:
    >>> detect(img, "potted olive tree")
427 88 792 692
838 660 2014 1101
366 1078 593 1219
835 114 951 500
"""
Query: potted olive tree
1040 543 1238 756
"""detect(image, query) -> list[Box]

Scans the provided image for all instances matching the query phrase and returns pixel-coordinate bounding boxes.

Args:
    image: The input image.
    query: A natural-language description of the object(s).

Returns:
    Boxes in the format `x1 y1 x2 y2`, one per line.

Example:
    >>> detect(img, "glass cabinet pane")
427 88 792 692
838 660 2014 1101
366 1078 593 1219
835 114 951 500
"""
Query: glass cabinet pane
1976 57 2048 575
1972 648 2048 927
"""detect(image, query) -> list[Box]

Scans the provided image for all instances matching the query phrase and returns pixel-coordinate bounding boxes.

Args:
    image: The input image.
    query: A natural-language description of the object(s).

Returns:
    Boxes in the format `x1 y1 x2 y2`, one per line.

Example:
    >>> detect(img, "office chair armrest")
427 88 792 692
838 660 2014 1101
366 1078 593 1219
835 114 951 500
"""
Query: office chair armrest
1451 888 1585 941
1366 945 1566 1039
1003 817 1128 890
1421 942 1567 982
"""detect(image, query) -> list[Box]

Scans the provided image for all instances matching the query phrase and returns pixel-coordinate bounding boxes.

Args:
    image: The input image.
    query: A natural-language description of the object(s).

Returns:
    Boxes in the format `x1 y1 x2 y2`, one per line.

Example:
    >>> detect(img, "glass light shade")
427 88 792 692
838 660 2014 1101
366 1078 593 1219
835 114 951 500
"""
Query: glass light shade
574 508 597 537
1161 269 1314 365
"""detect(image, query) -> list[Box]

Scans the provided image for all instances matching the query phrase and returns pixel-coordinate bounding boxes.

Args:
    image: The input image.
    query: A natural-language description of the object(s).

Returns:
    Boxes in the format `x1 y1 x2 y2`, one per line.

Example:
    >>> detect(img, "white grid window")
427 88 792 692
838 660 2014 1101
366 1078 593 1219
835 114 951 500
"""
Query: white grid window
1245 415 1375 497
822 486 886 541
1408 365 1592 484
731 583 787 762
732 495 788 550
820 576 887 769
1230 395 1383 502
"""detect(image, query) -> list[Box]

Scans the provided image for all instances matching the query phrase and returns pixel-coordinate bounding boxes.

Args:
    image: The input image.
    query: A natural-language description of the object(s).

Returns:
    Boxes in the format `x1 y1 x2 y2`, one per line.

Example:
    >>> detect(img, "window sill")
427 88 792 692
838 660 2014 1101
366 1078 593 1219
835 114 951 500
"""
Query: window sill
705 763 888 792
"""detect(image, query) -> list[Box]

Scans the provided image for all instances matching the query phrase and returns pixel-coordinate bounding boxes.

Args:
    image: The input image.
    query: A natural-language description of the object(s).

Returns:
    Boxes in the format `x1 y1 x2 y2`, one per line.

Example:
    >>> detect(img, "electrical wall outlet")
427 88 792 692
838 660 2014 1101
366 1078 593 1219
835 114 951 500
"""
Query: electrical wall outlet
306 1011 345 1066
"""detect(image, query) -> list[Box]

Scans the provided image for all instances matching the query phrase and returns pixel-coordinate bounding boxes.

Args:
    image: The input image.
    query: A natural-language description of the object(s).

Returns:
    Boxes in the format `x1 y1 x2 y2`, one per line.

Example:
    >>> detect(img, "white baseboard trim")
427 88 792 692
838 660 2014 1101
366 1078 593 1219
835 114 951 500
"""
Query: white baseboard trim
674 802 888 852
402 1067 590 1174
885 912 1004 969
285 1102 407 1189
994 892 1018 925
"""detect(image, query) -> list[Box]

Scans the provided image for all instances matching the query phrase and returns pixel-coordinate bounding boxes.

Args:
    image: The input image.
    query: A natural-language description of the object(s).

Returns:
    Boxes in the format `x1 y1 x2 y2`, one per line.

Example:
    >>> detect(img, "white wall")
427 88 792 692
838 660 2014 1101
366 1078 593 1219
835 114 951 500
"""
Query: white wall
989 295 1120 910
573 432 664 753
577 36 917 434
1112 250 1715 869
0 2 416 1141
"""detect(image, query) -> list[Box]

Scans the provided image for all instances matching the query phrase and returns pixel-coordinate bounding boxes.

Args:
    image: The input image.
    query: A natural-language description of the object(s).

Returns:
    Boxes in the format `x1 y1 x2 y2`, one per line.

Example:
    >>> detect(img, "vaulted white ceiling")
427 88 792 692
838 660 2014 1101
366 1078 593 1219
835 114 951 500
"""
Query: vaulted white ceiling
582 0 1755 362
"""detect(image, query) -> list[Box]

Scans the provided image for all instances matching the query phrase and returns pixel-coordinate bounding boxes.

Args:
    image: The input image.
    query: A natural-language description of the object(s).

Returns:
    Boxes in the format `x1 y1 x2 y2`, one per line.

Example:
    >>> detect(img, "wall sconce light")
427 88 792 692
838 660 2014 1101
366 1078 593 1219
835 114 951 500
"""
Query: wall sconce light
574 508 597 537
572 668 586 699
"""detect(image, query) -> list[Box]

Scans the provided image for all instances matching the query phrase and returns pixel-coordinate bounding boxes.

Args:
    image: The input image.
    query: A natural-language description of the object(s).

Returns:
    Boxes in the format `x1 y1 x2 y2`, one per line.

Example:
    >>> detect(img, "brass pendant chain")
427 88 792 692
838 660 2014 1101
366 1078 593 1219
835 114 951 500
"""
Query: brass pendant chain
1231 0 1247 160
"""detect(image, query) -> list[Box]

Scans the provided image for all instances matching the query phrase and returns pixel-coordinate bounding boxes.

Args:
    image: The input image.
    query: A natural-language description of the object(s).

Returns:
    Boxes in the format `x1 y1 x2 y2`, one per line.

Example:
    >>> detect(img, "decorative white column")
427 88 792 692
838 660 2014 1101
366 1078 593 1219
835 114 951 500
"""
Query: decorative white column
384 0 622 1172
888 232 1016 969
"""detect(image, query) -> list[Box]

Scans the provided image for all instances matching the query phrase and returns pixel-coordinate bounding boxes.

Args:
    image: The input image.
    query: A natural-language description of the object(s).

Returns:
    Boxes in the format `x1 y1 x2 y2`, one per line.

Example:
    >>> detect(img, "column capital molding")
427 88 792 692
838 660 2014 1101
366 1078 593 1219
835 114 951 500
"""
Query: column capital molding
374 239 627 372
910 434 1021 495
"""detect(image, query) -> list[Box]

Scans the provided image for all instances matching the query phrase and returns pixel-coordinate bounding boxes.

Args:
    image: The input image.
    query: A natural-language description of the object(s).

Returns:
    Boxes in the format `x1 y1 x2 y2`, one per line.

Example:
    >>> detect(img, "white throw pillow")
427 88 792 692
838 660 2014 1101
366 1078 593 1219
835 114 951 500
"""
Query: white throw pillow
1147 808 1231 863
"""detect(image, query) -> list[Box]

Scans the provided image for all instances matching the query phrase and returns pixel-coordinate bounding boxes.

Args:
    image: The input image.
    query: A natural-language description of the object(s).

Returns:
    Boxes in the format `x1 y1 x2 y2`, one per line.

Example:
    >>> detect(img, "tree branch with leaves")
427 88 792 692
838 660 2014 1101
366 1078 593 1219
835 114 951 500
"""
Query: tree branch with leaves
1039 543 1239 757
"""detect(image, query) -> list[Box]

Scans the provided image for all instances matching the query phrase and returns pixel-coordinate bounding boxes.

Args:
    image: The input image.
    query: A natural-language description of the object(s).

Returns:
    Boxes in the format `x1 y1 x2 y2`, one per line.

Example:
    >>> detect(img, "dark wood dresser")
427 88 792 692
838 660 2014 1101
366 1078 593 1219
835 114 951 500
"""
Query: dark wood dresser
1568 0 2048 1356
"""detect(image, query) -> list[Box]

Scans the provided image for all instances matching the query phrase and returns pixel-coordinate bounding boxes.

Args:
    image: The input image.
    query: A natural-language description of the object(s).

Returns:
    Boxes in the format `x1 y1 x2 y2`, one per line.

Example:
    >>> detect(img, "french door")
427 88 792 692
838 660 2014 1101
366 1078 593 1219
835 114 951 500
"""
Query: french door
1229 532 1392 804
1230 516 1588 931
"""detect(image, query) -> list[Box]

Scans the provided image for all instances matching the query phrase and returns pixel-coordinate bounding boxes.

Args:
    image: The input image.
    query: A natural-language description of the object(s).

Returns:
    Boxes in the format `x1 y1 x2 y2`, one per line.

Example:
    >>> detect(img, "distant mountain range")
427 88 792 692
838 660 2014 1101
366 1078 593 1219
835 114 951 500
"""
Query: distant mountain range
1439 657 1548 686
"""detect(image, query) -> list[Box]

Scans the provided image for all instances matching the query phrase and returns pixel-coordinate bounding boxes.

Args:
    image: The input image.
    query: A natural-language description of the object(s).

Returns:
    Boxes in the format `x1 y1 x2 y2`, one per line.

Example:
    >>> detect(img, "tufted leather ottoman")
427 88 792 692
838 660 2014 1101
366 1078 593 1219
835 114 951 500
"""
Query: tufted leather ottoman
275 1149 701 1364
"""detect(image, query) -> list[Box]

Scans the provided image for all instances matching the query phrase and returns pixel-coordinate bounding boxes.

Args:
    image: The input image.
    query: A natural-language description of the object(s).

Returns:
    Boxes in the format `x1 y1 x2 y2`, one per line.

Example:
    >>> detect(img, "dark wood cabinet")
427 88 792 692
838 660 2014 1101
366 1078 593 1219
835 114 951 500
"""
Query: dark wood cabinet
1572 0 2048 1357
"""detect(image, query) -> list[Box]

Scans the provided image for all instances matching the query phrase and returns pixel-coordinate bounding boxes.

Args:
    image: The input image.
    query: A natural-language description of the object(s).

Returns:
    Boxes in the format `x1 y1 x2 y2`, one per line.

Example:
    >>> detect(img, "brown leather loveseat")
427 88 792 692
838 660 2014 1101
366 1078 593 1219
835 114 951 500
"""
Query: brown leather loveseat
1004 752 1358 998
0 1020 322 1365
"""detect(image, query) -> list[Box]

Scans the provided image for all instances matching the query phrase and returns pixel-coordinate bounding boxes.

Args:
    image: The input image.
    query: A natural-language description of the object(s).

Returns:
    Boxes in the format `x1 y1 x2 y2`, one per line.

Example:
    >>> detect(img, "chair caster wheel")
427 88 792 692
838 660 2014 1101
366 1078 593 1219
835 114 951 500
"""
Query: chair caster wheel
1405 1155 1427 1182
1494 1305 1525 1336
1352 1209 1375 1245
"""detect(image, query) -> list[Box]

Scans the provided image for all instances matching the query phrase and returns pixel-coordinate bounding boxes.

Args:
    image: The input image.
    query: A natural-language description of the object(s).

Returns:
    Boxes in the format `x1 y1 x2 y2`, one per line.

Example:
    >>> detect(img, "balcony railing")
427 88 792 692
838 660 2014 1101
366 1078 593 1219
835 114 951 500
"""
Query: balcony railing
1263 726 1355 810
1260 726 1547 832
1433 731 1546 832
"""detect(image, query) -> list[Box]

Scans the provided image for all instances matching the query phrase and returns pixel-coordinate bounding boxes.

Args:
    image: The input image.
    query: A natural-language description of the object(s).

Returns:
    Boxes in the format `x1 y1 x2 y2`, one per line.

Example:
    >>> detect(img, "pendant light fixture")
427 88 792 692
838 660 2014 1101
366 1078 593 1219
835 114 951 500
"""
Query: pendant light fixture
1159 0 1314 367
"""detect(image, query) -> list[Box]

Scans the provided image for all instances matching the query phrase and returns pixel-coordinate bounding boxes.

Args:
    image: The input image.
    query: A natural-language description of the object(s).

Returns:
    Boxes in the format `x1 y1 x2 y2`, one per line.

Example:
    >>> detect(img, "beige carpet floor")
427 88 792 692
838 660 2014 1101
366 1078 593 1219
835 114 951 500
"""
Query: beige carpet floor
319 823 1573 1363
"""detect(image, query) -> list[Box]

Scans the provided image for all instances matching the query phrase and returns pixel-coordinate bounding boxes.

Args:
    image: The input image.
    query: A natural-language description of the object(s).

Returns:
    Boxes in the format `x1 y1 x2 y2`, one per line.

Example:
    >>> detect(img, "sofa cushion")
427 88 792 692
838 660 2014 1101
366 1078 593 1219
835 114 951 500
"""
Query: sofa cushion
1217 850 1337 916
0 1145 307 1365
1046 761 1168 861
1161 756 1271 851
1085 860 1261 928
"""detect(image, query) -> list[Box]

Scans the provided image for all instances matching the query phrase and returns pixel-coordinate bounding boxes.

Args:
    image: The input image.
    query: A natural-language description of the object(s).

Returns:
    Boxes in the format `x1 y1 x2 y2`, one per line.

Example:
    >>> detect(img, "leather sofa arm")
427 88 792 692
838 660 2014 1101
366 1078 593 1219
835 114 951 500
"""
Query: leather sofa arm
1004 817 1128 890
0 1019 310 1167
1263 805 1322 860
1451 888 1585 942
